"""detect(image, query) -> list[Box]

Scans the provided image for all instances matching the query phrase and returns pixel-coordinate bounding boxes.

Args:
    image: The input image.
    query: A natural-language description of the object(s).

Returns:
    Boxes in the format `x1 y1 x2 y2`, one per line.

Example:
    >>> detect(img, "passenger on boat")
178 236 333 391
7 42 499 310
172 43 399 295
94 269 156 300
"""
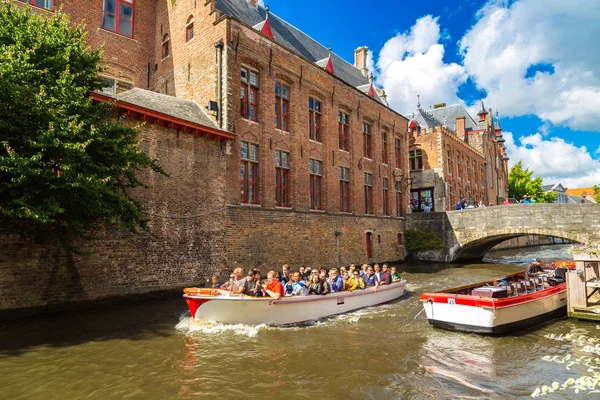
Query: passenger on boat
308 274 325 295
319 268 331 294
204 274 221 289
525 259 544 278
360 264 368 278
299 266 308 280
381 264 392 285
265 271 284 299
352 270 367 290
328 268 344 292
343 271 358 291
286 271 309 296
374 264 383 283
390 267 401 283
246 269 258 295
364 266 380 291
281 264 291 285
349 264 357 275
220 268 248 294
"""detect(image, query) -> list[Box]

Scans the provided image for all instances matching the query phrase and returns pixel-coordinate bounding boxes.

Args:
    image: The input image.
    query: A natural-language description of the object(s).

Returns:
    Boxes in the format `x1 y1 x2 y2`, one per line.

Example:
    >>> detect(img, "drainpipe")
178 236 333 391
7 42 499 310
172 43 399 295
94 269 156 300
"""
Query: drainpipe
214 39 224 129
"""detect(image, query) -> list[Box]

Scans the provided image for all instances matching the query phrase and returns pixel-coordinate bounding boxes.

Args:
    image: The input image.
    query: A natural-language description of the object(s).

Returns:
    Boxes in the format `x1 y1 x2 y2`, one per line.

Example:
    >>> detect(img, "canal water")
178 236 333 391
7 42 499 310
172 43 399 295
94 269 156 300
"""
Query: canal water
1 244 598 399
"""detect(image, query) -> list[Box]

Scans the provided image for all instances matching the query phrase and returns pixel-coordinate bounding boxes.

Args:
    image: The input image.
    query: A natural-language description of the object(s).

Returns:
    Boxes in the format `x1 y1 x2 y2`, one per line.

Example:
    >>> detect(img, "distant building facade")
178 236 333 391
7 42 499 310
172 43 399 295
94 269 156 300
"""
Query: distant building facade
406 101 509 212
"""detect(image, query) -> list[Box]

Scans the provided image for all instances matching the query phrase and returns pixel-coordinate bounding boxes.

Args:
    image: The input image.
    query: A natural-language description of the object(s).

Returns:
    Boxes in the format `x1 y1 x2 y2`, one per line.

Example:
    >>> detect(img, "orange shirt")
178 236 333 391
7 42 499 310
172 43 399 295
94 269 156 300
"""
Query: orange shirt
266 280 284 297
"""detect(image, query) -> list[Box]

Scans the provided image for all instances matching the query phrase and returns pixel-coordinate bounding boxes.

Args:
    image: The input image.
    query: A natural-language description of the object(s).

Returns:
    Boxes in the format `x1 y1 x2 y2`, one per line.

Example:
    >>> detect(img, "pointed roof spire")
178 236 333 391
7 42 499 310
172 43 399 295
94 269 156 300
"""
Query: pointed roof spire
367 73 375 97
417 94 421 110
496 110 502 130
260 5 274 39
325 45 335 74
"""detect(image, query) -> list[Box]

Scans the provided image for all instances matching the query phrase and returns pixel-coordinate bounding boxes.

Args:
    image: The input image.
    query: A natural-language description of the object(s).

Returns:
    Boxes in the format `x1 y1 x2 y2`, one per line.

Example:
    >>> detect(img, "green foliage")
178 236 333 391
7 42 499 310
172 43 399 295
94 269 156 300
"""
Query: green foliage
404 229 446 254
0 4 164 244
508 161 556 203
594 186 600 203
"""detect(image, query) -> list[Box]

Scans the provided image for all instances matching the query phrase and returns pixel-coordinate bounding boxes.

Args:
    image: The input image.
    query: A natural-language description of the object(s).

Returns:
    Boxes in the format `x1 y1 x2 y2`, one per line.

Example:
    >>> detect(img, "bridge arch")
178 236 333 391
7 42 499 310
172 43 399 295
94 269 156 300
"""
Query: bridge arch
406 204 599 262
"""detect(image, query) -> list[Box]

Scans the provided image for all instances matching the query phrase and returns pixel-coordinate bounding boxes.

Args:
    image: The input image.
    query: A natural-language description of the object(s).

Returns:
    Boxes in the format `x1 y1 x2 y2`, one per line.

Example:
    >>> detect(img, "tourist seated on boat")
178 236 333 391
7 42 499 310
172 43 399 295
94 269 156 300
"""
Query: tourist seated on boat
246 269 264 297
328 268 344 292
525 259 544 278
352 270 367 290
299 266 308 281
340 266 349 277
360 264 368 278
374 264 383 283
342 271 355 291
308 274 325 295
390 267 401 283
319 268 331 294
364 266 380 291
265 271 284 299
281 264 291 285
204 274 221 289
381 264 392 285
349 264 357 275
285 271 309 296
220 268 248 294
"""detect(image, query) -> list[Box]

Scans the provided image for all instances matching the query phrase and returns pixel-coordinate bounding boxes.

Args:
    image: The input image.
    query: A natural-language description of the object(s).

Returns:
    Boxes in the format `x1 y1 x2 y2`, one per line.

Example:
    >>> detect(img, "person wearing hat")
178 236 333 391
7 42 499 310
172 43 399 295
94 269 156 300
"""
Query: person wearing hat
525 259 544 278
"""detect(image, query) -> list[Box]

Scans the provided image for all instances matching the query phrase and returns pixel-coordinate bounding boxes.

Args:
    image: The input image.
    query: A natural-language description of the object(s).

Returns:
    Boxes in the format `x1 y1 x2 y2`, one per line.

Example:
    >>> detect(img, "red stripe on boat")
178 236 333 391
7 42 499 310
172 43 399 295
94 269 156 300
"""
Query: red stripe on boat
420 283 565 309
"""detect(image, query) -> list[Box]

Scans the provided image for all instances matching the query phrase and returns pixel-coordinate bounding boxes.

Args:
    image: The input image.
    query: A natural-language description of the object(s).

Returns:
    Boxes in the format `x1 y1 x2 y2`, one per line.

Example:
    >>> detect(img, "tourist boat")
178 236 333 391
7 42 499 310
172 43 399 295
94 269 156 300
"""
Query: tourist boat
183 280 407 325
419 262 575 335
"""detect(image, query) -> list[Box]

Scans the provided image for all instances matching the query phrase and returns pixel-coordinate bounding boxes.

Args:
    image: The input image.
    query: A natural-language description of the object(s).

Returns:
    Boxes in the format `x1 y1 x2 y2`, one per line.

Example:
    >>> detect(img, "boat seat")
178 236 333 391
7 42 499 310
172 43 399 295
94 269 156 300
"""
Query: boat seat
512 282 525 296
548 267 567 286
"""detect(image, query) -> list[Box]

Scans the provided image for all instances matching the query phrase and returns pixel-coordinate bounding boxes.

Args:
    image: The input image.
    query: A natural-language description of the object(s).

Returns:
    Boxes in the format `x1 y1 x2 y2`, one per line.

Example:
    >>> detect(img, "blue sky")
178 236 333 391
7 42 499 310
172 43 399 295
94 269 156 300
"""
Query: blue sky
265 0 600 188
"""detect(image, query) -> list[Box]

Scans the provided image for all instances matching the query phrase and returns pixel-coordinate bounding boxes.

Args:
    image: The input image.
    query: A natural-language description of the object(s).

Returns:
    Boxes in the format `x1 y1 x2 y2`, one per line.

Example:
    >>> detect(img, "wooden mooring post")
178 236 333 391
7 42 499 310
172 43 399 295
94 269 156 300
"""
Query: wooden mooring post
567 253 600 321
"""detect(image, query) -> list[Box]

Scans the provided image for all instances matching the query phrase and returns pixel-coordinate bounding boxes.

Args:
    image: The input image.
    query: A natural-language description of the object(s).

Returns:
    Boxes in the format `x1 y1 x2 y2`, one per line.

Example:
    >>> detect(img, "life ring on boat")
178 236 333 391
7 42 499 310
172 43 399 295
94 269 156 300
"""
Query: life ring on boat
183 287 218 296
553 261 575 269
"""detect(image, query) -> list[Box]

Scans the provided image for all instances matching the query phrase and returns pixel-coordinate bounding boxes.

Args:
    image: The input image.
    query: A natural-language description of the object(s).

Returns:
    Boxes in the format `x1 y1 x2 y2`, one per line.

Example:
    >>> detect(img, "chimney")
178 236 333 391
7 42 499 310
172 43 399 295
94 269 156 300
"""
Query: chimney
248 0 258 7
456 116 465 139
354 46 369 77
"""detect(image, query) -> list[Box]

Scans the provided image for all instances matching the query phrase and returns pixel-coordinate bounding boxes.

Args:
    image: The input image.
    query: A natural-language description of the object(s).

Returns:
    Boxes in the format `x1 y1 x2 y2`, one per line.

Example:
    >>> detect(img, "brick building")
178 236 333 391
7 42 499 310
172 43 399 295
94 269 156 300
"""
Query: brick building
406 100 509 212
2 0 410 313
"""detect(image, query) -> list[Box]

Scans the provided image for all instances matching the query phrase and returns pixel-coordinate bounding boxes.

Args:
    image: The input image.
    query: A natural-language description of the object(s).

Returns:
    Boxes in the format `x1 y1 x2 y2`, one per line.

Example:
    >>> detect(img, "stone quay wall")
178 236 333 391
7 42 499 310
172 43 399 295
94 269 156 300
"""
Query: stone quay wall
225 206 406 271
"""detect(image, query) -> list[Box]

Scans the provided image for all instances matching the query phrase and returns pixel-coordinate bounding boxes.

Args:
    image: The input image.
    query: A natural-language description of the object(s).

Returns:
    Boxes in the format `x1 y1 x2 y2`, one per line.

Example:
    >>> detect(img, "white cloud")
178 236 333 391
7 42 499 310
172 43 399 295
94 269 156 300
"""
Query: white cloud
375 15 467 114
504 132 600 188
460 0 600 131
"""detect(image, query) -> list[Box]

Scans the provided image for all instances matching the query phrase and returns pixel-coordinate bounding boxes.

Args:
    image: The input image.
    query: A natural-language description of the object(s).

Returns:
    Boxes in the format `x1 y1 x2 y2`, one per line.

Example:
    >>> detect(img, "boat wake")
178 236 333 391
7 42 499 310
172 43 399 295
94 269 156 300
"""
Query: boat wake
175 313 268 338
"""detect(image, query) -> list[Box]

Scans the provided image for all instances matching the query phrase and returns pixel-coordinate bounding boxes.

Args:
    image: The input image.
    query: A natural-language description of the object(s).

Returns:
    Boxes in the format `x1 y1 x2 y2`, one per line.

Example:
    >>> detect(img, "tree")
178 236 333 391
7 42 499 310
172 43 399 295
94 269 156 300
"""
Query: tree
594 186 600 203
508 161 557 203
0 4 164 245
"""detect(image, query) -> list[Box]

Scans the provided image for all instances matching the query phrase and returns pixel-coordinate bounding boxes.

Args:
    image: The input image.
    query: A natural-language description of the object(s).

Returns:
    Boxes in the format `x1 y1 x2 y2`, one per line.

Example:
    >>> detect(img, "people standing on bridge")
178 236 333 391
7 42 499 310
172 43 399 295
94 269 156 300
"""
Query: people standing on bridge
503 198 510 205
530 196 537 203
478 201 486 208
523 195 531 204
460 197 467 210
455 201 462 211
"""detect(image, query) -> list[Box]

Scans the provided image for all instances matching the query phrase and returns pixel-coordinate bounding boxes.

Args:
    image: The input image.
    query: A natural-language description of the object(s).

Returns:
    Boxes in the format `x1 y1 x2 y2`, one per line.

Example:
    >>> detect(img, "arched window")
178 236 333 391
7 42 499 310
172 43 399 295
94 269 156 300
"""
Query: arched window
162 34 170 59
185 16 194 42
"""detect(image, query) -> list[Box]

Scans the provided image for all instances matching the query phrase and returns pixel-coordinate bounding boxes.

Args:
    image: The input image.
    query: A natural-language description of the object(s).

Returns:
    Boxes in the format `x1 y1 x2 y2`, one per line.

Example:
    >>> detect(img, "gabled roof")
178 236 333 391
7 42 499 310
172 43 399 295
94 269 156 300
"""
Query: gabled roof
215 0 377 96
409 108 439 130
543 183 566 193
567 195 594 204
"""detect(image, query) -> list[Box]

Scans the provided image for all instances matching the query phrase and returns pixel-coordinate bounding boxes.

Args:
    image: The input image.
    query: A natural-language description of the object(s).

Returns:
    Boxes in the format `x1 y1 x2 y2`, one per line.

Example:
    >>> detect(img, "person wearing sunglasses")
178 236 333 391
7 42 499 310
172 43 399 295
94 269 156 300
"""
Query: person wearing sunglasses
351 271 367 290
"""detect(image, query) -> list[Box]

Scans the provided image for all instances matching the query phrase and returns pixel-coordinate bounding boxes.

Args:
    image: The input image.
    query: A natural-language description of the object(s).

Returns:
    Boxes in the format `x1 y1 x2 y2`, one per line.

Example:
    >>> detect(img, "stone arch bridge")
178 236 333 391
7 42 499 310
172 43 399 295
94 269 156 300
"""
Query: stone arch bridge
406 204 598 262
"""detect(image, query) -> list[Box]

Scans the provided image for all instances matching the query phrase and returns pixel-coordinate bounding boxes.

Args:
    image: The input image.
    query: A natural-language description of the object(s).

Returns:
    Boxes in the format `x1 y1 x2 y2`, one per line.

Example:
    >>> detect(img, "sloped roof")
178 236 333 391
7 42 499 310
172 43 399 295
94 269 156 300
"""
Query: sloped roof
565 187 595 197
567 195 594 204
215 0 376 93
423 104 479 132
409 108 439 130
543 183 567 193
114 88 218 129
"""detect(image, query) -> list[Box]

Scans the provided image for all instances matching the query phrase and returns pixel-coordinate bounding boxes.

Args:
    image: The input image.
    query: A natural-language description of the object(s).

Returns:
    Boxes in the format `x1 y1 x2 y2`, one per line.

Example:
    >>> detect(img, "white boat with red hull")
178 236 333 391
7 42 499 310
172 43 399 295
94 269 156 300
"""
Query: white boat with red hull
420 264 573 335
183 280 407 326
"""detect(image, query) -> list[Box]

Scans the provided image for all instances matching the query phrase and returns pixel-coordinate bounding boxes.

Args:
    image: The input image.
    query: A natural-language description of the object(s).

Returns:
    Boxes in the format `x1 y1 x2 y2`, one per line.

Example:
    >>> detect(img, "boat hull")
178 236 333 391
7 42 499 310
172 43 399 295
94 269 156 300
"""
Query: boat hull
420 284 567 335
184 280 406 325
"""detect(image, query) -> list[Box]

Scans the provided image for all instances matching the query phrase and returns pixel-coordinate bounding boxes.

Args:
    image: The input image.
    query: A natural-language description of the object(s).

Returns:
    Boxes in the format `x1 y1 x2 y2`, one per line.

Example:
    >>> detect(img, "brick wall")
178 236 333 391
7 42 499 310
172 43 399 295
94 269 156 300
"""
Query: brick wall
225 206 406 270
0 120 228 314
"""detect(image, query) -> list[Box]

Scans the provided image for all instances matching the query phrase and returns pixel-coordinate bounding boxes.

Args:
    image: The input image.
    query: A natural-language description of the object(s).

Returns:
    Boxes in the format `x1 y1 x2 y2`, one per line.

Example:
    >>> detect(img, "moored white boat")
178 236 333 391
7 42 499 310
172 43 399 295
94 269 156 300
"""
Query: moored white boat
184 280 407 325
419 265 573 335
